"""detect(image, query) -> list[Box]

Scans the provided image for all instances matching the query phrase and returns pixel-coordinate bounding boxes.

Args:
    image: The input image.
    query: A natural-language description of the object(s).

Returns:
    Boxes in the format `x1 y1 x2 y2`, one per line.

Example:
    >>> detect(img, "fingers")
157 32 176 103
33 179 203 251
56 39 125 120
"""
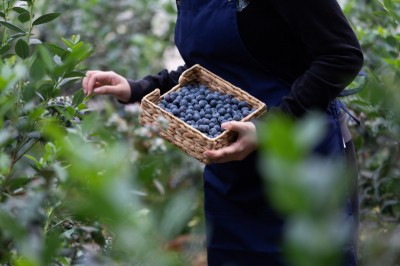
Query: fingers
204 142 245 164
203 121 258 164
82 71 115 96
93 85 113 95
82 70 100 96
221 121 253 134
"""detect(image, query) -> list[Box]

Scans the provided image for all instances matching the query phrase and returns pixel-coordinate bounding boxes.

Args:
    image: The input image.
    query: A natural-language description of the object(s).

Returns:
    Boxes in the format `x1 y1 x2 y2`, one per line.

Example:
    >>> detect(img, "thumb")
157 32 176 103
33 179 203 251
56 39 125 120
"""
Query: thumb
221 121 246 133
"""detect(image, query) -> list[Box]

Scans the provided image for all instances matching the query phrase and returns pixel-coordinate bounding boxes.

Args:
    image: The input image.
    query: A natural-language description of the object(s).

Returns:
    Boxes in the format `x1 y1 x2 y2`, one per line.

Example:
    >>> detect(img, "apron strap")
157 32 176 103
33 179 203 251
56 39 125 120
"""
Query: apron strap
336 100 361 125
338 71 368 97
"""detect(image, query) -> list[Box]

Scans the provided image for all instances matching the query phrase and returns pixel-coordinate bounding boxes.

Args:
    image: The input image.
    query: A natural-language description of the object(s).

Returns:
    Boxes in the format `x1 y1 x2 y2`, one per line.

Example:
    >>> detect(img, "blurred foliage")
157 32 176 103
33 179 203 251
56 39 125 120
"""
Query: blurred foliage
1 0 400 265
342 0 400 265
0 1 203 265
36 0 179 80
259 113 352 266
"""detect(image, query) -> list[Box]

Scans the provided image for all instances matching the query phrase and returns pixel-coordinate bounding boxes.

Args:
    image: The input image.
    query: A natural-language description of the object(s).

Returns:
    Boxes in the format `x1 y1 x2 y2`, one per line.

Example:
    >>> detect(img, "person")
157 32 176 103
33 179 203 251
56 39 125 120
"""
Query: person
82 0 364 265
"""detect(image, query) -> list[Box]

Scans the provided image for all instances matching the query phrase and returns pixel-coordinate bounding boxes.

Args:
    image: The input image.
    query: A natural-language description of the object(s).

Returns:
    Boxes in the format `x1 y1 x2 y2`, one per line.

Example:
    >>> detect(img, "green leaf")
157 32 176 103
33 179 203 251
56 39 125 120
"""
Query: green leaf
383 0 394 10
30 57 46 81
4 177 31 191
0 44 11 55
66 106 75 117
12 7 29 14
32 13 61 26
0 21 25 33
38 83 57 100
38 45 55 74
57 77 81 88
24 154 39 164
61 37 74 48
64 71 86 79
28 107 45 121
0 12 6 19
15 39 30 59
44 42 66 56
6 32 26 44
72 89 85 107
22 83 37 102
18 13 31 23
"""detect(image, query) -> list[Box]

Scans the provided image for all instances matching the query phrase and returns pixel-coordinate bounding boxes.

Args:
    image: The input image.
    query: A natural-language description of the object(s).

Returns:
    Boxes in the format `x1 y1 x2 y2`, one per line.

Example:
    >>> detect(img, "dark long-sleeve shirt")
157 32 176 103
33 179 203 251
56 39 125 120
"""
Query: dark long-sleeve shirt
126 0 364 118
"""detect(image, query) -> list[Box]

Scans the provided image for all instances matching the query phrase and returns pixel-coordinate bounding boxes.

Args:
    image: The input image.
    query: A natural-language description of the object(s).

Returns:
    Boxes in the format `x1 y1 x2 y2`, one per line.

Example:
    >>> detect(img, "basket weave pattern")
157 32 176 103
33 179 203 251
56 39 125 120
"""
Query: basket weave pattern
139 64 267 164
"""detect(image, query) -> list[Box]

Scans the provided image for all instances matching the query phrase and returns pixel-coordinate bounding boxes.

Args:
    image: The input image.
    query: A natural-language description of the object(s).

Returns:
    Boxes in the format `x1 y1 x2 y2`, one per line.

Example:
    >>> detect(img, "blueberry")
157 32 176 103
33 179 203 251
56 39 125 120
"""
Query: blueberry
238 101 248 109
185 114 193 121
196 94 205 101
194 104 201 111
180 99 188 106
187 109 194 116
218 116 226 124
193 113 201 121
241 107 250 113
233 114 242 121
205 94 214 101
172 108 180 116
164 94 172 103
170 92 179 100
218 108 226 116
199 100 207 108
179 105 186 112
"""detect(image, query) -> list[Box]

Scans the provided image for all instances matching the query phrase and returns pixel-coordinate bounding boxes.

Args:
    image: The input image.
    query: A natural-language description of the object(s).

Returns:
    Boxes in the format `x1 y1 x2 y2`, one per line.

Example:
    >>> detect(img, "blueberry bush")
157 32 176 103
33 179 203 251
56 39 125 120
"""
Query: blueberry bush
0 1 203 265
1 0 399 266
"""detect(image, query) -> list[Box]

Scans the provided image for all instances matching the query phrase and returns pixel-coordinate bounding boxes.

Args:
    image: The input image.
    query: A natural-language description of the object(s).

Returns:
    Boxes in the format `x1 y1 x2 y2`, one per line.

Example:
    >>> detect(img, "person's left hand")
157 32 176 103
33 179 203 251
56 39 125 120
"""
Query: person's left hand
203 121 258 164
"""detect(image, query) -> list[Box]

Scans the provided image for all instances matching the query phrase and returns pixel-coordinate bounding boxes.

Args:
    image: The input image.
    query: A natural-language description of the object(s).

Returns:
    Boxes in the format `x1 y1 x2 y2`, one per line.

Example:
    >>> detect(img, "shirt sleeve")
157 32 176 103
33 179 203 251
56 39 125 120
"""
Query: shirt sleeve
270 0 364 117
123 65 188 103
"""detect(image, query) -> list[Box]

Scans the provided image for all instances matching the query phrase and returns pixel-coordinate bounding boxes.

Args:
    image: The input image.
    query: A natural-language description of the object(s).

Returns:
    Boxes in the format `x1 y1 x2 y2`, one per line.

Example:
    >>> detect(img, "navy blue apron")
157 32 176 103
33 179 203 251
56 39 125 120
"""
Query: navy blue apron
175 1 357 265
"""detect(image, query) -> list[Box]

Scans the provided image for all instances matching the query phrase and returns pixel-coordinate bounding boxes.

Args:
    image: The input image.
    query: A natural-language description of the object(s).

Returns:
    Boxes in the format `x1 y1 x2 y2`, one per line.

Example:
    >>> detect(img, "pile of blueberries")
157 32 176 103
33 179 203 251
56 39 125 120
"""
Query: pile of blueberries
158 83 256 138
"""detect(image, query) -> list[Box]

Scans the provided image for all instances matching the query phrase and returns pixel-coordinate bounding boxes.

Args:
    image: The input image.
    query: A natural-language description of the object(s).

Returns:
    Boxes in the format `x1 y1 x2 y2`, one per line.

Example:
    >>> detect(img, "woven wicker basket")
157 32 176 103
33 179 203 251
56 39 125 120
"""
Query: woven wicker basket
139 64 267 164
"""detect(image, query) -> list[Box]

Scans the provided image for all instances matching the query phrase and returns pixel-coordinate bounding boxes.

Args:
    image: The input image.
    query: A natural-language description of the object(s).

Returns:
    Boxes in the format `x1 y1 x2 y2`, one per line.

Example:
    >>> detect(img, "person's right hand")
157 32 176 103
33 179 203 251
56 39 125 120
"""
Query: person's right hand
82 70 131 103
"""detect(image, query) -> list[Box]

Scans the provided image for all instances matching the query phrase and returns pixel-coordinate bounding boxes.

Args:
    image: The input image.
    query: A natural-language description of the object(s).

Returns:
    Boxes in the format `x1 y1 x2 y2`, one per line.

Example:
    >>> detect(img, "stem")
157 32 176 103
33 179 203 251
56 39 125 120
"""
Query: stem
2 0 9 45
26 1 34 44
6 138 39 179
14 138 39 164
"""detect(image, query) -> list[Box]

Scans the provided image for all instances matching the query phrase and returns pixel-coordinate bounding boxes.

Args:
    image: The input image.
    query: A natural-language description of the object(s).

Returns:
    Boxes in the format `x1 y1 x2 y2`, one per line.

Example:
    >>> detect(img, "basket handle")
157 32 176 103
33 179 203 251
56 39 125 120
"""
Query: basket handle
143 88 161 103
